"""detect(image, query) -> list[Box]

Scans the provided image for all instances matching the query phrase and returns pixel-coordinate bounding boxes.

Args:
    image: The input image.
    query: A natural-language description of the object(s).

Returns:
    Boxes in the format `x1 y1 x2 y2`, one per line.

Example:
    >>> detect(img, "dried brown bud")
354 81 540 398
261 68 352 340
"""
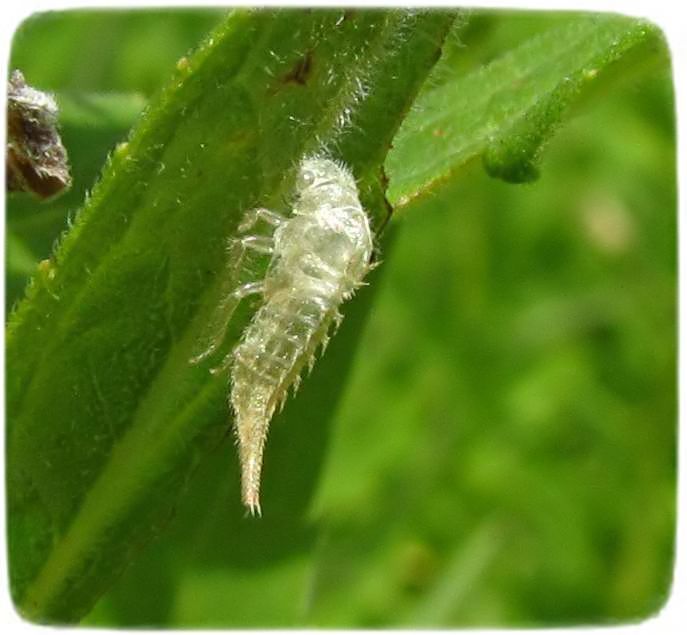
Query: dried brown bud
7 70 71 199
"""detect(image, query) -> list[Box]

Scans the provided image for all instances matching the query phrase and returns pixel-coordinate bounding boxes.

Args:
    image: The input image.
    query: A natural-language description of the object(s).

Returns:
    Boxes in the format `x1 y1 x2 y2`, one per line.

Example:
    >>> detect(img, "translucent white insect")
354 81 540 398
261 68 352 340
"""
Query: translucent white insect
192 157 375 515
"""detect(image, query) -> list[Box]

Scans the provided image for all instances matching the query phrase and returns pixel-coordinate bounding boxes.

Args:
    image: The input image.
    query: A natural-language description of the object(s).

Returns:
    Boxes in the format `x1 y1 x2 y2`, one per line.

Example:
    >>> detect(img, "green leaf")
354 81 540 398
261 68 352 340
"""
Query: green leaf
7 9 455 623
386 13 661 205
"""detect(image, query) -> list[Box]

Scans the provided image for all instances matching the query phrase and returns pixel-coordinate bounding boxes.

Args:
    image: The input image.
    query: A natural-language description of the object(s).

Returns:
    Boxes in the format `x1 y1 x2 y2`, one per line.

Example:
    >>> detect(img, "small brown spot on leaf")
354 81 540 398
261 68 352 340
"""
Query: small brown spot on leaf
281 50 314 86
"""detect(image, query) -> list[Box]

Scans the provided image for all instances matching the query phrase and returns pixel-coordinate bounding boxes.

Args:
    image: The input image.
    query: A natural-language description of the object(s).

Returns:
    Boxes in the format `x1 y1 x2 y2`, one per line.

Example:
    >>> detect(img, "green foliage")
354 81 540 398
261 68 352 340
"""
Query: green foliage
6 8 675 628
387 13 660 201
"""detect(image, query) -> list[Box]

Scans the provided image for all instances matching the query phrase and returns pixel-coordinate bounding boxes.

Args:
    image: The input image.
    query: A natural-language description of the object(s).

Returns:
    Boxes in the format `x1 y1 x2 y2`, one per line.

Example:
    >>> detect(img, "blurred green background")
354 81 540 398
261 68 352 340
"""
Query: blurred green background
6 9 675 627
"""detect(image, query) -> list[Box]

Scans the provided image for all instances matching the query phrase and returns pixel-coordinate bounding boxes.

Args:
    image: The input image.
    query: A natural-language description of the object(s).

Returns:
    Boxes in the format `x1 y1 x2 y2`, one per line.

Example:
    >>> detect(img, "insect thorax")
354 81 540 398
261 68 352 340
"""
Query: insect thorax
271 205 371 295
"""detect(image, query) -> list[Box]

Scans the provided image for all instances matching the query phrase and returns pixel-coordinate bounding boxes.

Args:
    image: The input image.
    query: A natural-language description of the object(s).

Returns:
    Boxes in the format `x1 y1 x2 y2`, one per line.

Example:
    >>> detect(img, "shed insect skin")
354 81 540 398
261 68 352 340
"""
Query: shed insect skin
7 70 72 198
194 157 374 516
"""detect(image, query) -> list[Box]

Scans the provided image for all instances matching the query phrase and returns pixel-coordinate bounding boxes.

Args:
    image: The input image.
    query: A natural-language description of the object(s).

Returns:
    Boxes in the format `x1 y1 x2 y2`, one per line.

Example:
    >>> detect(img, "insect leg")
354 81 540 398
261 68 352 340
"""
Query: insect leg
189 233 269 365
233 280 265 297
190 203 283 365
240 234 274 255
238 207 287 233
207 281 265 374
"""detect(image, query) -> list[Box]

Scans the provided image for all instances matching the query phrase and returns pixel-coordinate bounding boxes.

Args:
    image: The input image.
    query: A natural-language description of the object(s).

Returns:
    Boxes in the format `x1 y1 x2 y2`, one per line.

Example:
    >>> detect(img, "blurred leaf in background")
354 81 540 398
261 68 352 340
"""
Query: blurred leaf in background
6 8 675 628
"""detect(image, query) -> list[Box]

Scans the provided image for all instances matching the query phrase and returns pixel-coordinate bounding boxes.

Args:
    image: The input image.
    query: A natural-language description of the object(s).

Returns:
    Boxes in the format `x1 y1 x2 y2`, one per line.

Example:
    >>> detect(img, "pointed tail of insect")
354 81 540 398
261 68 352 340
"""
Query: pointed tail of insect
241 456 263 517
235 409 269 517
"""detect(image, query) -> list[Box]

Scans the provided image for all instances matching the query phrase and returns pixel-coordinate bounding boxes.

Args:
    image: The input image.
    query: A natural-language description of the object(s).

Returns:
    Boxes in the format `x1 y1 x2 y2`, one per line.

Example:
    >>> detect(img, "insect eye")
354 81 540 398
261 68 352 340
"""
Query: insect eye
297 169 316 191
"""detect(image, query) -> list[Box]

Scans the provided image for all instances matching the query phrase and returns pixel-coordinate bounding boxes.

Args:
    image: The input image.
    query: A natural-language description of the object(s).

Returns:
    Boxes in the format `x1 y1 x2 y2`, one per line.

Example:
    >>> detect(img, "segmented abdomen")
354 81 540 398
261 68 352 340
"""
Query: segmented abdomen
230 277 340 513
231 290 334 412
